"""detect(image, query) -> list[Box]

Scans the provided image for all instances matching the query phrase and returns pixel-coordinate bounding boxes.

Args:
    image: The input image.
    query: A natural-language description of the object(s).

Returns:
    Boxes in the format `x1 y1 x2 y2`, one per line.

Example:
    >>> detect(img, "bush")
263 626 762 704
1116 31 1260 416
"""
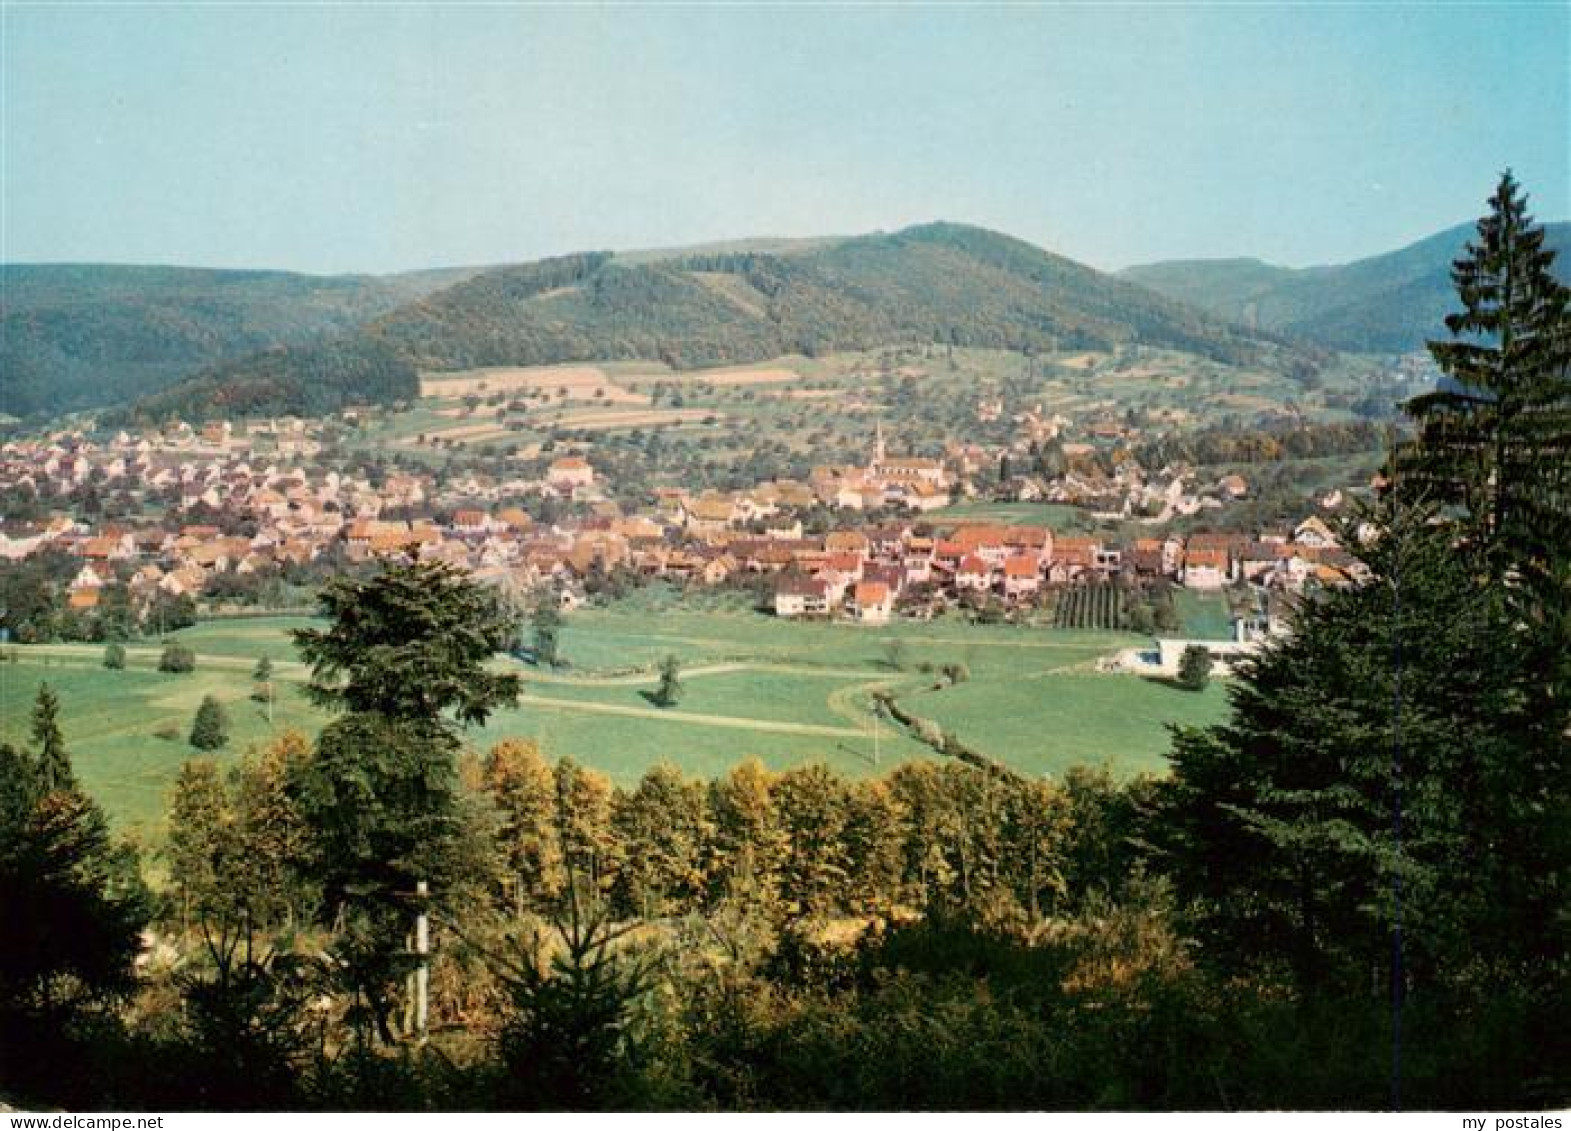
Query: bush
158 643 196 673
103 642 127 670
1177 645 1213 691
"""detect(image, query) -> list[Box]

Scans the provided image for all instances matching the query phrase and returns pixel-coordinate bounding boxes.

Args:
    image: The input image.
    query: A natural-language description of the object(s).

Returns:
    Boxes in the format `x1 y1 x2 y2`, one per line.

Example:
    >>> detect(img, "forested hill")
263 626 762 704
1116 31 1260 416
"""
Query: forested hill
1122 221 1571 353
129 223 1286 421
0 263 480 419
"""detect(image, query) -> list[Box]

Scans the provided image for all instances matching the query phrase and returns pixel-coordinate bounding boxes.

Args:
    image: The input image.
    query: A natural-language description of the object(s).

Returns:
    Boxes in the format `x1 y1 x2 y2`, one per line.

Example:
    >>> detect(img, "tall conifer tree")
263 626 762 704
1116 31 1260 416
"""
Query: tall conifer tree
30 682 72 794
1400 172 1571 573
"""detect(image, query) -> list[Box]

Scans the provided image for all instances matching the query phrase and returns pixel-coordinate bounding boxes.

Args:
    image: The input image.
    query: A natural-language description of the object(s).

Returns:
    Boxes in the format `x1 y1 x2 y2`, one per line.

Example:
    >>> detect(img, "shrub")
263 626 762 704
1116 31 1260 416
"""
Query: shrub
158 643 196 673
103 642 127 670
1177 645 1213 691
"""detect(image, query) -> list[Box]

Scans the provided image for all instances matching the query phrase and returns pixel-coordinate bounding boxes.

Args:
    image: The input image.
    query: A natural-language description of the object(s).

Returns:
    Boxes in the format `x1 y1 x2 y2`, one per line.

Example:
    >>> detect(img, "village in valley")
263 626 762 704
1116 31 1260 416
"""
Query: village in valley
1 377 1375 683
5 0 1567 1111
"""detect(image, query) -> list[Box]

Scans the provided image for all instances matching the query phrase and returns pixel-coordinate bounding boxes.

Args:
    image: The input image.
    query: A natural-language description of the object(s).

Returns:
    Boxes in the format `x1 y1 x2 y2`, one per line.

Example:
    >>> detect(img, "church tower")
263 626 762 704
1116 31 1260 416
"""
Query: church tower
873 420 886 469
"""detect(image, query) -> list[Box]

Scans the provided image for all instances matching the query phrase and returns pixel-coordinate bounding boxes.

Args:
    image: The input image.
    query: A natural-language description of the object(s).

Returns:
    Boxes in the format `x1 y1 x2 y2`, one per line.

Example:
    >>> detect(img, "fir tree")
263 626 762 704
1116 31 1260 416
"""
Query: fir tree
190 695 231 750
30 682 73 794
1157 503 1569 996
294 559 520 727
289 560 521 1044
0 740 149 1094
1400 171 1571 575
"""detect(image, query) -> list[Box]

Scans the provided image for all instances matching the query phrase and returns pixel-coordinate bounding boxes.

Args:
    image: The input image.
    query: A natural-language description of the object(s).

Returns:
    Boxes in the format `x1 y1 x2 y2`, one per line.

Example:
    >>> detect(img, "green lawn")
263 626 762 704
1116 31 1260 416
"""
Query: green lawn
0 648 329 843
908 671 1226 779
1173 590 1235 640
930 502 1093 530
4 608 1230 838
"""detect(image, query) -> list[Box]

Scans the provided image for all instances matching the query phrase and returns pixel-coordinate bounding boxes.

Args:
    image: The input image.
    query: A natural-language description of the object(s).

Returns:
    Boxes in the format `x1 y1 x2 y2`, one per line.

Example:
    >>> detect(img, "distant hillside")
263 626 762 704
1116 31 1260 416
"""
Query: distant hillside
0 263 479 418
1122 222 1571 353
137 223 1283 420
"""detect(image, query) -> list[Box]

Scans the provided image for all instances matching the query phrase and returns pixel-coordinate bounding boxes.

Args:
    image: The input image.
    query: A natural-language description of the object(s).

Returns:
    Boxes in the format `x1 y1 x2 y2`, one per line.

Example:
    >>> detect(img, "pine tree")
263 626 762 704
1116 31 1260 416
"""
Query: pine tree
30 682 73 793
1157 503 1569 995
0 741 150 1092
293 559 520 727
190 695 231 750
289 560 523 1044
1400 171 1571 574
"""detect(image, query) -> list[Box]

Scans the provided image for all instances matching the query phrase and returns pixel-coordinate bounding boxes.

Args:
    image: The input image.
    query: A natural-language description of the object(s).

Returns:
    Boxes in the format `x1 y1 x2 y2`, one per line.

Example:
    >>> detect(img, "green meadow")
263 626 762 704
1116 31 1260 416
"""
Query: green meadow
1 607 1231 839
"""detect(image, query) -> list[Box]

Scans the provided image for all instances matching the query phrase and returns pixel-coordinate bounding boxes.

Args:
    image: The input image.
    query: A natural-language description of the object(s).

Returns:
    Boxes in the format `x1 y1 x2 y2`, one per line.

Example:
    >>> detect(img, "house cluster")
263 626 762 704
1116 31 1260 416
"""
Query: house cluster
2 423 1364 627
768 515 1366 625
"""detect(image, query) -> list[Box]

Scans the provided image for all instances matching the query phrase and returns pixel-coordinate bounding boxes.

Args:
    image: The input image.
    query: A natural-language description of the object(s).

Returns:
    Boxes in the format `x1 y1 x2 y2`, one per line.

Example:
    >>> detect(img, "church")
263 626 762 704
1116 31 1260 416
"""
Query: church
867 422 947 488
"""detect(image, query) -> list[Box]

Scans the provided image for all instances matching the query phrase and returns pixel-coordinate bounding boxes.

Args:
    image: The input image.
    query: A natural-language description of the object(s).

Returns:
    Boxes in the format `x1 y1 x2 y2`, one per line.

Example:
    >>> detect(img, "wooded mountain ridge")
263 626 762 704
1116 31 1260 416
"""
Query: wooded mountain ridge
1122 221 1571 353
12 216 1562 423
0 263 481 419
120 223 1286 421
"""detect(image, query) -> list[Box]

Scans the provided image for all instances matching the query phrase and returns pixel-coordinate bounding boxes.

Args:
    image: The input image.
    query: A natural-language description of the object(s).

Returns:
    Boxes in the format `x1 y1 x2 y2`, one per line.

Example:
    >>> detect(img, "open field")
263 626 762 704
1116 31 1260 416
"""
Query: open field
1173 590 1236 639
420 365 648 402
545 407 721 430
931 502 1093 530
0 643 328 841
358 344 1393 477
677 367 799 386
1 608 1231 840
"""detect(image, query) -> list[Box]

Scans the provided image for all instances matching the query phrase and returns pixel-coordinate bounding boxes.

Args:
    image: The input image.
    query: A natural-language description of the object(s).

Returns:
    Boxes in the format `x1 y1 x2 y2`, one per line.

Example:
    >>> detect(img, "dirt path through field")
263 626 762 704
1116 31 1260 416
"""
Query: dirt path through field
825 676 912 731
527 660 882 687
520 693 863 737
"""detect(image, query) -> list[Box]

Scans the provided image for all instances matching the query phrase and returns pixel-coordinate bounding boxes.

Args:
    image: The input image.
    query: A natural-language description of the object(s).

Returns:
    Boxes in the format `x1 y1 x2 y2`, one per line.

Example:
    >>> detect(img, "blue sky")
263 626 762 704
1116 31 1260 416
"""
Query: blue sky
3 3 1566 275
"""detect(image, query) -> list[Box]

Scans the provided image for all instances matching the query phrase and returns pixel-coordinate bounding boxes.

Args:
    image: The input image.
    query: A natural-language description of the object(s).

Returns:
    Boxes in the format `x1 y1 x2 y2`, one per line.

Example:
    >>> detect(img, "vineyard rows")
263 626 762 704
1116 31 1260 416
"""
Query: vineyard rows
1052 582 1129 631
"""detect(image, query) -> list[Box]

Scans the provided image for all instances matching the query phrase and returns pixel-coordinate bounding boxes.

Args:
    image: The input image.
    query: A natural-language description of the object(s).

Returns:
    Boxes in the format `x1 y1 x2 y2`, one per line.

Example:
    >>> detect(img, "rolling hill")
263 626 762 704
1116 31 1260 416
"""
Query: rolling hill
0 263 480 419
1122 221 1571 353
127 223 1285 421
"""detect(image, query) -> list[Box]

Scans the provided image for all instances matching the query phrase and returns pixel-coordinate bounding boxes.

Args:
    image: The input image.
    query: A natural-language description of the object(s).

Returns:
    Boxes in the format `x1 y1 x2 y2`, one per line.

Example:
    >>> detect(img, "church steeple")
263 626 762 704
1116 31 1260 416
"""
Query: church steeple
873 420 886 467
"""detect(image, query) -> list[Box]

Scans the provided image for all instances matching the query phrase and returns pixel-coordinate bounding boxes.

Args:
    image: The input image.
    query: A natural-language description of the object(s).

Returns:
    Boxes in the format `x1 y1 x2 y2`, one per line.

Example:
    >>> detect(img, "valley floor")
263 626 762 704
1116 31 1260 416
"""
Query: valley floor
0 602 1232 839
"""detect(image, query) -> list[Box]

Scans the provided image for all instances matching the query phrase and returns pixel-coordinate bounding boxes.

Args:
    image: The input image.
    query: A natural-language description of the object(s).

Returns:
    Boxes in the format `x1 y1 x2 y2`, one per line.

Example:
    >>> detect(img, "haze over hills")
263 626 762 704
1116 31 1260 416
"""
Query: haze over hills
1122 221 1571 353
118 223 1286 422
0 263 481 419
